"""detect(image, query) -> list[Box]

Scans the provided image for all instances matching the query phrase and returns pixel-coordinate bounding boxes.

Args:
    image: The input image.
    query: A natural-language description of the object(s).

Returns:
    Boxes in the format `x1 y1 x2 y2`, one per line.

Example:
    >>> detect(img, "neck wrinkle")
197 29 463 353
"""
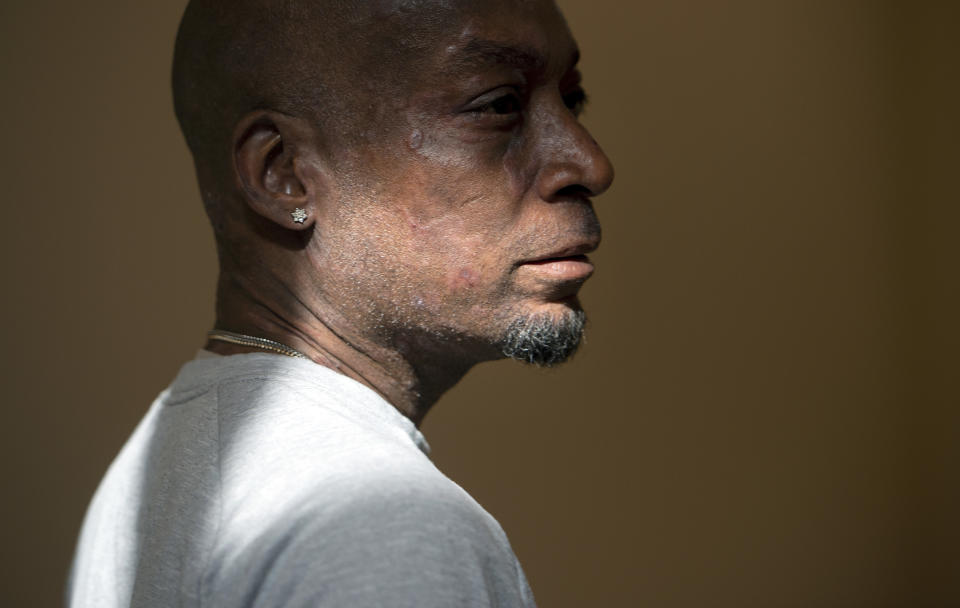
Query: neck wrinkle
211 270 472 427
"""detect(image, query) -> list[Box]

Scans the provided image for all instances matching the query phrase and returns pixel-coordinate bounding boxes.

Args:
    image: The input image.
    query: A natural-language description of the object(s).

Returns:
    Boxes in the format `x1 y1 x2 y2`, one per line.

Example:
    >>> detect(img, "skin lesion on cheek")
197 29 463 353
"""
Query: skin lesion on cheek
402 206 423 231
408 128 423 151
452 267 481 289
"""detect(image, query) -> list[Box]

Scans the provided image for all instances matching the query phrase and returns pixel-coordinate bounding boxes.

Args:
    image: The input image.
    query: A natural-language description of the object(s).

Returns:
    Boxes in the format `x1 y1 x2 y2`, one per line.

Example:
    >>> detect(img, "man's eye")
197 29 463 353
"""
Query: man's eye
474 93 522 115
563 88 588 116
490 94 521 114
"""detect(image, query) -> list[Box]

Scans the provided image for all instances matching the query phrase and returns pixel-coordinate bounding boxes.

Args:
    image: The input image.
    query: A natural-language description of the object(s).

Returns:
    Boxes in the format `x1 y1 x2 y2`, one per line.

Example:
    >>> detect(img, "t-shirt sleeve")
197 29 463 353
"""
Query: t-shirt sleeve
205 477 536 608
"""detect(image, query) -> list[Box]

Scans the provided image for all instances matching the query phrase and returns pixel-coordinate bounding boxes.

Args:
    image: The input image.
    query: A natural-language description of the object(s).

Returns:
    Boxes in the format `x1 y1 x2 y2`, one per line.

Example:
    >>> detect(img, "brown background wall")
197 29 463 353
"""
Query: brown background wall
1 1 956 606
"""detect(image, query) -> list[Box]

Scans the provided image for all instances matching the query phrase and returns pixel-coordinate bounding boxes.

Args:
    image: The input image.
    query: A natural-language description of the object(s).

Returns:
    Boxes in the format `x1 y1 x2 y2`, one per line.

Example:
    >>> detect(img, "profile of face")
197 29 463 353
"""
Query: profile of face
176 0 613 371
297 0 614 367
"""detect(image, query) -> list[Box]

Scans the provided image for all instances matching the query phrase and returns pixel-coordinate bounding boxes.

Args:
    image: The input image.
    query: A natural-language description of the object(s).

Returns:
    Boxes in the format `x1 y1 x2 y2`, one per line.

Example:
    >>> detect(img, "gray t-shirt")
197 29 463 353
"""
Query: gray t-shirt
68 352 535 607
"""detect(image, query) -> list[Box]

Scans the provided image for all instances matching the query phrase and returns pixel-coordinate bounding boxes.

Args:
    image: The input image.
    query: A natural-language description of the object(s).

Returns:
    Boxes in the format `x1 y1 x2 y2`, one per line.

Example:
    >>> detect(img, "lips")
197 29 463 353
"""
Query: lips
521 240 599 263
518 242 598 281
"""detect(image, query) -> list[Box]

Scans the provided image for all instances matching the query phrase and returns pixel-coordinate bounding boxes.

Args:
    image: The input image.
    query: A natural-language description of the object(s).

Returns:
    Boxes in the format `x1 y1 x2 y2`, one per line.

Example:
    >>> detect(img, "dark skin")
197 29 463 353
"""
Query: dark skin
187 0 614 426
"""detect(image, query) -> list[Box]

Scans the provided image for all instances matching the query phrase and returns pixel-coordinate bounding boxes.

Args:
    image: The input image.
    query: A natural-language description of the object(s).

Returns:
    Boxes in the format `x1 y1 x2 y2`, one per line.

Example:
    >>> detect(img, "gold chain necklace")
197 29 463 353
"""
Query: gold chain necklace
206 330 307 359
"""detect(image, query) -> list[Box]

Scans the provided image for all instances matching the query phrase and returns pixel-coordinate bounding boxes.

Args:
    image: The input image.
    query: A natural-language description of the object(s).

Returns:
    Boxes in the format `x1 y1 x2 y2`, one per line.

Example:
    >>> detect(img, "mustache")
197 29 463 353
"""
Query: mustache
516 204 602 262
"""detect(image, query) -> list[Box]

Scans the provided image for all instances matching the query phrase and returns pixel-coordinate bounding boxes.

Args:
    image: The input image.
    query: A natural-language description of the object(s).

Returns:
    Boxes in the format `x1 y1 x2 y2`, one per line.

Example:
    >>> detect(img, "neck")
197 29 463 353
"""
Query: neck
208 272 474 427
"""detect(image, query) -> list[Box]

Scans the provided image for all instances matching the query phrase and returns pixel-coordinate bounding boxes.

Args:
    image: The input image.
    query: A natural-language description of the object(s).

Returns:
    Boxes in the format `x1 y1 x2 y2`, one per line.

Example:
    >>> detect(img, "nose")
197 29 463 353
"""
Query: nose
533 102 615 202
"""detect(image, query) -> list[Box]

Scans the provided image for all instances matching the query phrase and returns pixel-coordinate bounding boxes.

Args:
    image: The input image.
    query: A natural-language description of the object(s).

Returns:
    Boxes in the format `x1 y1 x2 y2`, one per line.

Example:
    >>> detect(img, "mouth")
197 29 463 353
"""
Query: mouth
520 254 594 280
518 242 599 281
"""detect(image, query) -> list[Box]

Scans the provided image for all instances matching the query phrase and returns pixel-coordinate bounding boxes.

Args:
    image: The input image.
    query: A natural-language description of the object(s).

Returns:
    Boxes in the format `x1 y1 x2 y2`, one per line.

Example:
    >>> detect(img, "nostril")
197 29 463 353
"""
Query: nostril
553 184 592 200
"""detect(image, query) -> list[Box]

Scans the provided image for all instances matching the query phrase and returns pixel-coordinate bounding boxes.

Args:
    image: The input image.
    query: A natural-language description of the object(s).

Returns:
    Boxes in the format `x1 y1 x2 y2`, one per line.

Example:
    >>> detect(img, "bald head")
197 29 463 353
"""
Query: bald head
174 1 343 186
172 1 465 193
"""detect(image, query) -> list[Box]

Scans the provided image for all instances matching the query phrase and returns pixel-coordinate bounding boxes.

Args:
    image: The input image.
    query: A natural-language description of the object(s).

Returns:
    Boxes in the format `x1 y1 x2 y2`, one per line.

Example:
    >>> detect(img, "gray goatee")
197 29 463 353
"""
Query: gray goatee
500 309 587 366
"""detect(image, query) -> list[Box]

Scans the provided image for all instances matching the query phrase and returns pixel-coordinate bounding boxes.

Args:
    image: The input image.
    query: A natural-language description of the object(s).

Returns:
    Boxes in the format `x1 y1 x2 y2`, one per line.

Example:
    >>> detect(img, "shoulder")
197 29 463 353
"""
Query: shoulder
171 356 533 606
206 437 532 607
208 469 533 607
191 355 432 493
221 439 502 554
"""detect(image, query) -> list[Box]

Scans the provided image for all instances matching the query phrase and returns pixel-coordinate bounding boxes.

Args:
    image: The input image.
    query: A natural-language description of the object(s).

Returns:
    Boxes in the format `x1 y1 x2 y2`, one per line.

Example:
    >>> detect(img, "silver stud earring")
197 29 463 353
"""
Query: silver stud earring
291 208 308 224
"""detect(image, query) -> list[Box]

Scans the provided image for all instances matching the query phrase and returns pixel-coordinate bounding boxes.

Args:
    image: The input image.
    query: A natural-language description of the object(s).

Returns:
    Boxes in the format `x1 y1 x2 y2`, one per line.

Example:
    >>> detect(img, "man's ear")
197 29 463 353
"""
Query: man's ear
233 110 322 230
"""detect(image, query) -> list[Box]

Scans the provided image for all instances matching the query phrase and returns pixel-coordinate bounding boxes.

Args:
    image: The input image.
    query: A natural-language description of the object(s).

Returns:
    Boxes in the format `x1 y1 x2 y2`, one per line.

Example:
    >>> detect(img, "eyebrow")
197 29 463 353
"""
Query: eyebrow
449 39 579 74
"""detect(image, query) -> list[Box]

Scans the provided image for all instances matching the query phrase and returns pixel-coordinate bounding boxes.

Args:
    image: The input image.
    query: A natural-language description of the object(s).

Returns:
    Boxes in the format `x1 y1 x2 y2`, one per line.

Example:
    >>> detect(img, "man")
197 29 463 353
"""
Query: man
68 0 613 605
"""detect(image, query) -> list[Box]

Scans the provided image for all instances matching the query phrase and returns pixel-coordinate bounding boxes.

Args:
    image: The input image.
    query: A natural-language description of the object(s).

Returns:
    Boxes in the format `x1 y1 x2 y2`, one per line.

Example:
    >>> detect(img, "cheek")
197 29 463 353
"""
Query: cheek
400 218 506 298
395 167 518 246
408 128 423 151
502 135 534 199
402 118 531 199
450 267 481 289
351 128 529 274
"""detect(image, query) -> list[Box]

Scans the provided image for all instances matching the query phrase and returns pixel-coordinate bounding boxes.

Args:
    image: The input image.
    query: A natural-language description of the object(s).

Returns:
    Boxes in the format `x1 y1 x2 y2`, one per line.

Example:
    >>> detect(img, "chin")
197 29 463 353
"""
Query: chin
497 306 587 367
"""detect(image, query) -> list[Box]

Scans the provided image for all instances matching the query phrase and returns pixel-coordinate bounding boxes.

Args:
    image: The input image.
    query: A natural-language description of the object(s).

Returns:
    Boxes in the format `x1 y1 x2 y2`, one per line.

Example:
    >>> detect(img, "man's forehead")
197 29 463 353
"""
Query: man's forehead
444 38 580 75
430 2 578 76
369 0 542 15
363 0 573 55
